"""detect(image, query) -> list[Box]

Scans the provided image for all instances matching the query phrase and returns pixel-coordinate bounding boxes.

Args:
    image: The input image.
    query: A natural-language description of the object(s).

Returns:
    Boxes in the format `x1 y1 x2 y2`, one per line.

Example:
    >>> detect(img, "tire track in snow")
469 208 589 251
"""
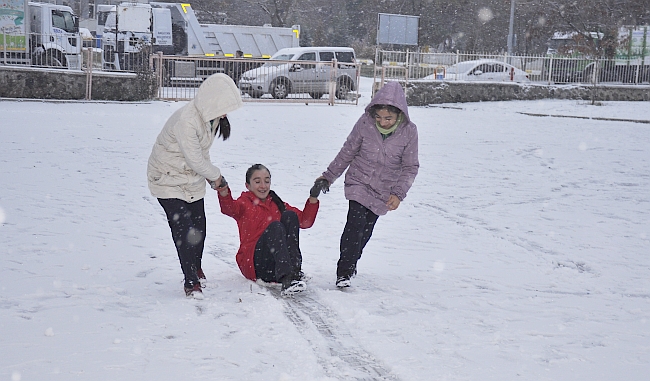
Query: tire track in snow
209 248 399 380
270 288 400 381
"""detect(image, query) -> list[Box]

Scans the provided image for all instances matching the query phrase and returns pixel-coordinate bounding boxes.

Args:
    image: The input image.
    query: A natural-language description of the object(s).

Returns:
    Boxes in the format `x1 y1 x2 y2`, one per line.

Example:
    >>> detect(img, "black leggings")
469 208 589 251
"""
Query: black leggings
337 200 379 278
158 198 206 287
254 210 302 283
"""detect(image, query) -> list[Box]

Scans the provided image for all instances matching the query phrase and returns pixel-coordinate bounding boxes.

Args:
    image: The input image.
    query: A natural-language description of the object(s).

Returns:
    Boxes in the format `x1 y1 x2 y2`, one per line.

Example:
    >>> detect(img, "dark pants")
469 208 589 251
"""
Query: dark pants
337 200 379 278
254 211 302 283
158 198 206 288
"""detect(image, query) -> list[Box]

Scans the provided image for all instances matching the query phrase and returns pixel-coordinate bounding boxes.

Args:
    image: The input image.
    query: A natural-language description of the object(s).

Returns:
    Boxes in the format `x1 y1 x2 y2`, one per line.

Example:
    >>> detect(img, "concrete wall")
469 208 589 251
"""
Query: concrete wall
405 81 650 106
0 66 157 101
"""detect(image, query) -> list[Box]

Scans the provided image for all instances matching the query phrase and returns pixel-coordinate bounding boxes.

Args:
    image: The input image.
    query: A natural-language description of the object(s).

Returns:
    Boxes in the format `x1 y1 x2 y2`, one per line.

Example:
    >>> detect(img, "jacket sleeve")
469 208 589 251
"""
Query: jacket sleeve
173 116 221 181
285 199 319 229
322 118 364 184
218 188 243 219
392 125 419 201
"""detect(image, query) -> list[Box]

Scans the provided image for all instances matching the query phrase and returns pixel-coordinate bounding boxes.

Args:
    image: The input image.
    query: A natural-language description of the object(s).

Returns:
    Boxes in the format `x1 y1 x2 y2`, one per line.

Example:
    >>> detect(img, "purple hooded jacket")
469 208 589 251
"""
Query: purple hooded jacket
322 82 419 216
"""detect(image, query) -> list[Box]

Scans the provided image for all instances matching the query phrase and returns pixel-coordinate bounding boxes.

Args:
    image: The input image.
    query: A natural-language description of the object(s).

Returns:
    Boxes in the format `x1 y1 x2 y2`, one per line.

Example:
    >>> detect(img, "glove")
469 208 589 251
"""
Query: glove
310 178 330 198
208 176 228 190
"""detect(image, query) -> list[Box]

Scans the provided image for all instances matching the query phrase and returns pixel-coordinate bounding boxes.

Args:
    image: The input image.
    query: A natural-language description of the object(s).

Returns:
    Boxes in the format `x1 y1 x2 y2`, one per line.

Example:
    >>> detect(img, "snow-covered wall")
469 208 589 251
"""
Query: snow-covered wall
406 81 650 105
0 66 157 101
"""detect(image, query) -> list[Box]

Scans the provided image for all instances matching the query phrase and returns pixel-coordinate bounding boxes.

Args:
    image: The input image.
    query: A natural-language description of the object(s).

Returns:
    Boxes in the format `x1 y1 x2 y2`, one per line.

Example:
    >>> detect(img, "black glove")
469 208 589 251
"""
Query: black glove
310 178 330 198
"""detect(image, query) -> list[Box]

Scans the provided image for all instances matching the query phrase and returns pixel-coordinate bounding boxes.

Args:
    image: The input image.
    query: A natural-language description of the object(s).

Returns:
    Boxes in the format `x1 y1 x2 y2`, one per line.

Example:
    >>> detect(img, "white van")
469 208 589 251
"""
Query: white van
238 46 357 99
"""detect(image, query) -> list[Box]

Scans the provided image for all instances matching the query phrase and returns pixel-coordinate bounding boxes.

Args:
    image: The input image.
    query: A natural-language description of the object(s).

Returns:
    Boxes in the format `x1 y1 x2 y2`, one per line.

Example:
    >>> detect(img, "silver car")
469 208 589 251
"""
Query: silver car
238 47 357 99
423 59 530 83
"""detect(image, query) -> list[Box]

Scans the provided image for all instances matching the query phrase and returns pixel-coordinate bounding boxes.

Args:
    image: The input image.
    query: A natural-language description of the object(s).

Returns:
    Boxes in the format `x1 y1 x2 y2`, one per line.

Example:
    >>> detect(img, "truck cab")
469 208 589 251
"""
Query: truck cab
28 1 81 69
101 2 154 70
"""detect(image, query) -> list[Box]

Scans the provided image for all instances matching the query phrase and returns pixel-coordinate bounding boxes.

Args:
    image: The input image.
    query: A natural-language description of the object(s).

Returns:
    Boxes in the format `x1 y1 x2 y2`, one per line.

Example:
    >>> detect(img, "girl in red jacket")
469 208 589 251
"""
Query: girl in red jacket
215 164 323 296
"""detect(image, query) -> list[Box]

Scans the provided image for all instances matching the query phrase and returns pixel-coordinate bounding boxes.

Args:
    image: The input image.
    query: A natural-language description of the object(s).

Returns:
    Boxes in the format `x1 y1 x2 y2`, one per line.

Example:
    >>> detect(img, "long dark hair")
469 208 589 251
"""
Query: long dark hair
245 164 285 213
214 116 231 140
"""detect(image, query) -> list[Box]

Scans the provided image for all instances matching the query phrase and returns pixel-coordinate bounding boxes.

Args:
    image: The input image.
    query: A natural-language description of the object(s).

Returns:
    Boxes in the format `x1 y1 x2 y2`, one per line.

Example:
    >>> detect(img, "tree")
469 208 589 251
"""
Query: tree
188 0 650 54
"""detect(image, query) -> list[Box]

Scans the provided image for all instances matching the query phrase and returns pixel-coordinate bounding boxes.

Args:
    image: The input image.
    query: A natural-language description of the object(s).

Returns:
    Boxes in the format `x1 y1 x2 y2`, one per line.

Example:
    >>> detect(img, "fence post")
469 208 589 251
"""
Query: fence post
547 56 554 84
155 52 163 99
2 27 7 65
328 59 336 106
85 48 93 100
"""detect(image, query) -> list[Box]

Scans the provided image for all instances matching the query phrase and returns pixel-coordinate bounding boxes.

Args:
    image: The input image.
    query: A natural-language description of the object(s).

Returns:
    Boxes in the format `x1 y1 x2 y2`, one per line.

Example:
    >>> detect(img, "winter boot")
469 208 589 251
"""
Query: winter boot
184 283 204 299
196 269 206 287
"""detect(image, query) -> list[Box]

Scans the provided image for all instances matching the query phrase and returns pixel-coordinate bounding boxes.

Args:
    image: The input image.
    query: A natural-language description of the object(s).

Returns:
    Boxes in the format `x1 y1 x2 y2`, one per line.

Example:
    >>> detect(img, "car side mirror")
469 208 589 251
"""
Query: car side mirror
473 70 483 76
290 64 302 72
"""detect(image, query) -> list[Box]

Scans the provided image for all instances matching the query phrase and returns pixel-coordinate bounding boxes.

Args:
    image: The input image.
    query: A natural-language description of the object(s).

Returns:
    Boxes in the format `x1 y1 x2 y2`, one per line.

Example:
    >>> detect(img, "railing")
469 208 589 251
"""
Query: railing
152 53 361 105
1 33 360 104
373 50 650 91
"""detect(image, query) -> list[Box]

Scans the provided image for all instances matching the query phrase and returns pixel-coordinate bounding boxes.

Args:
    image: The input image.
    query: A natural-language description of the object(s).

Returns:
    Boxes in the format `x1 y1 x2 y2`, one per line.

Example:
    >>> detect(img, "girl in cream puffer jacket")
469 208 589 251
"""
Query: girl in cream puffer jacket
147 73 242 298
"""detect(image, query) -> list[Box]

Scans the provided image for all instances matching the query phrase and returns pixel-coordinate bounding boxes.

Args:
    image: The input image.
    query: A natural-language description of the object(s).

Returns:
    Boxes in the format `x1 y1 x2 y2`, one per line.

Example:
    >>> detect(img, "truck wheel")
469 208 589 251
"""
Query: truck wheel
270 79 289 99
45 50 66 68
335 78 353 99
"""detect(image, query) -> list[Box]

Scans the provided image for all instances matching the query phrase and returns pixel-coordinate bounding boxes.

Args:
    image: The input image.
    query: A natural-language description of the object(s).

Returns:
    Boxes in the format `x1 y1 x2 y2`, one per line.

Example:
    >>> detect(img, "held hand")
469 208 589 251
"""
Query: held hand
386 194 401 211
310 178 330 198
208 176 229 195
207 178 218 190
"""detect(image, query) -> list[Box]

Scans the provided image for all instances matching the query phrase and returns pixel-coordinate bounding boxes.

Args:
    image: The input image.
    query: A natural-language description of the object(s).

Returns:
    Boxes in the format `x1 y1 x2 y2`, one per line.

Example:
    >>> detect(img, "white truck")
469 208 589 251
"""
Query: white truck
100 2 300 73
1 0 81 69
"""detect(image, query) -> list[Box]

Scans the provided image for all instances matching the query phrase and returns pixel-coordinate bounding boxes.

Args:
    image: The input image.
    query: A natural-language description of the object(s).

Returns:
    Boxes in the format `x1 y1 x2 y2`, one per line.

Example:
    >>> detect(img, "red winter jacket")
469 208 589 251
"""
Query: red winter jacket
218 190 319 280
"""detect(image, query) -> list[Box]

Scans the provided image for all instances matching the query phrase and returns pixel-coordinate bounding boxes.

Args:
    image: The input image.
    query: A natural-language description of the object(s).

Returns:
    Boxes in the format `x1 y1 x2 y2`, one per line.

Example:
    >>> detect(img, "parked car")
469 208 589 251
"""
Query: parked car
238 46 357 99
423 59 530 82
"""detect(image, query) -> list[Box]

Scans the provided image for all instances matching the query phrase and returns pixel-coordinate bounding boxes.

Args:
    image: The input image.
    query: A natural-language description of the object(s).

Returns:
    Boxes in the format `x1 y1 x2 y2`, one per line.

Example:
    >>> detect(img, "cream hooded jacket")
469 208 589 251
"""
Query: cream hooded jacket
147 73 243 202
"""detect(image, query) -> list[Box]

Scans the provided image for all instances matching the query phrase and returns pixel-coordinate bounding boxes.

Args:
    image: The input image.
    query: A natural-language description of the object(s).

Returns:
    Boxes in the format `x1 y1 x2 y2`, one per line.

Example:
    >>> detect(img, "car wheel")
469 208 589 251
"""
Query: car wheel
335 78 352 99
308 92 323 99
270 79 289 99
248 92 263 98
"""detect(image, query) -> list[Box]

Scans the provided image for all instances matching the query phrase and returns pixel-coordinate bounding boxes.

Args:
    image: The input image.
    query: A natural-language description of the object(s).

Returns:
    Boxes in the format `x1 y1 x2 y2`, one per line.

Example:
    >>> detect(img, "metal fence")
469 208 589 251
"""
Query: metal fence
1 34 360 104
151 53 360 105
6 36 649 101
374 50 650 88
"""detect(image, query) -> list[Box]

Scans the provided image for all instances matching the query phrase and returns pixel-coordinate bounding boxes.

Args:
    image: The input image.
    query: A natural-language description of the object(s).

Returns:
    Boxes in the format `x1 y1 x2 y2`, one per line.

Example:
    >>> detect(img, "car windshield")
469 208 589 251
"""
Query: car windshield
263 53 295 67
447 61 481 74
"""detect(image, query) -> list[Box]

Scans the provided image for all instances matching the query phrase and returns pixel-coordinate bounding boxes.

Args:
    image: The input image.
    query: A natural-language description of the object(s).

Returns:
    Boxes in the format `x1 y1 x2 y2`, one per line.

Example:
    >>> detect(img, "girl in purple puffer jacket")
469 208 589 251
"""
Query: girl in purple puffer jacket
313 82 419 288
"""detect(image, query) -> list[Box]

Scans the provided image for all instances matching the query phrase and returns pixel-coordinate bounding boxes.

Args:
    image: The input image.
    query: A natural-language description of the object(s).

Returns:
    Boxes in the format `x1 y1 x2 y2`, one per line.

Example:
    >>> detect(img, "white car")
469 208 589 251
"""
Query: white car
238 46 357 99
424 59 530 82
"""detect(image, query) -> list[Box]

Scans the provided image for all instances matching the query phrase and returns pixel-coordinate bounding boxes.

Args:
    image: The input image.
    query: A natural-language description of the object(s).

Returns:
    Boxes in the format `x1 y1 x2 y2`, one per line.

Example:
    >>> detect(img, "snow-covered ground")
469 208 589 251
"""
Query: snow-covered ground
1 79 649 381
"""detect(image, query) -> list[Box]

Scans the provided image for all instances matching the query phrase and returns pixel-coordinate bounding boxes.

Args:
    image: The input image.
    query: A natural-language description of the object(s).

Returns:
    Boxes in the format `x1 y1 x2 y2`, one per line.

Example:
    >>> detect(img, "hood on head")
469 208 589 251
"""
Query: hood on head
193 73 243 123
366 82 410 122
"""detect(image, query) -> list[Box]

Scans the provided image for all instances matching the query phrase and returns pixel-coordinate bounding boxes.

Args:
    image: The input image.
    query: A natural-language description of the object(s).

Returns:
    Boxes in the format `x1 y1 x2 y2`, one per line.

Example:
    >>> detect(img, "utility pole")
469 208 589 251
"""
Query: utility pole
507 0 515 56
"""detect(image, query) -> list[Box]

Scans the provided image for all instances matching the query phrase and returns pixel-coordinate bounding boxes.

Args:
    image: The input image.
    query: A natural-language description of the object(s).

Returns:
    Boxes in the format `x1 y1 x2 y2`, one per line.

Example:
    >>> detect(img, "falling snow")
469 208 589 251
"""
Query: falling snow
1 78 649 380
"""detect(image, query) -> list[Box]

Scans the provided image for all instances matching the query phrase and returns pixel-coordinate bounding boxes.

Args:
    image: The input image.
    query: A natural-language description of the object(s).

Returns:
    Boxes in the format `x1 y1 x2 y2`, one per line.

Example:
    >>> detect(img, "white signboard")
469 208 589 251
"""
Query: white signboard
153 8 172 46
377 13 419 46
